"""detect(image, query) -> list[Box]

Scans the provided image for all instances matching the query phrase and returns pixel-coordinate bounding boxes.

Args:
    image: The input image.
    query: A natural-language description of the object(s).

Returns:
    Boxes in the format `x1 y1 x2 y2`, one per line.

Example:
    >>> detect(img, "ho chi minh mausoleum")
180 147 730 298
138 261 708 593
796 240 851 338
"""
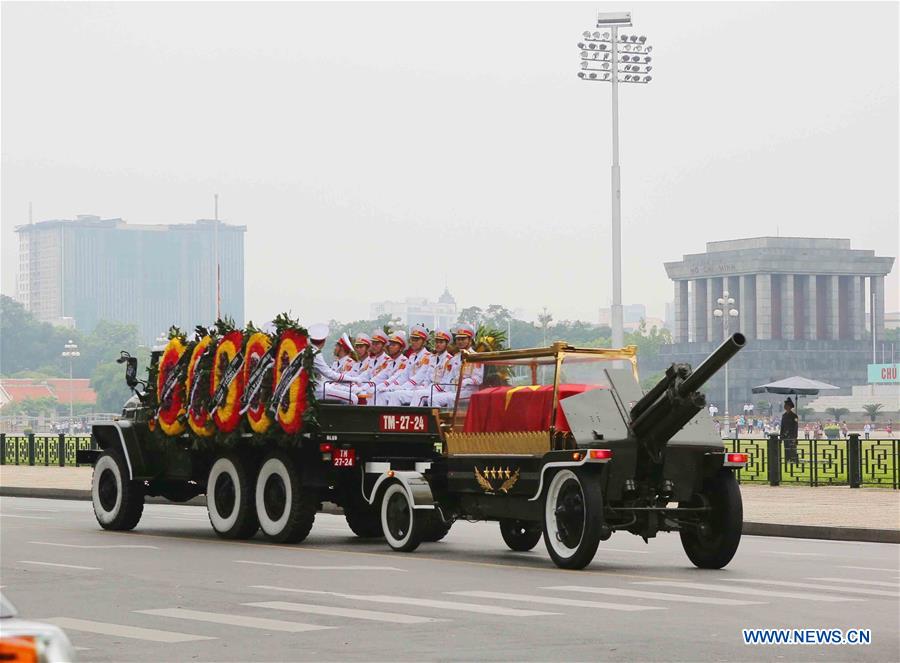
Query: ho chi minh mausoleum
660 237 895 411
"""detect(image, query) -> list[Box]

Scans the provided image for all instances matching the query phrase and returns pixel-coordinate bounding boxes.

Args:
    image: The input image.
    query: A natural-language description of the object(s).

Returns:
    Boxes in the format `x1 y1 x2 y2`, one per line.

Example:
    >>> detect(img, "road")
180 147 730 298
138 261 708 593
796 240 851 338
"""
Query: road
1 496 897 662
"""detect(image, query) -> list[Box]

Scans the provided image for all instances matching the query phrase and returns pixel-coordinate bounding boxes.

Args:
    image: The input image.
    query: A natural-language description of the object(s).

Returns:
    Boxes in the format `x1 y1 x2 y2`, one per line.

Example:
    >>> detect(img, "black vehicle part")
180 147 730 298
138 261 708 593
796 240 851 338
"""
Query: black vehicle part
380 482 432 553
679 468 743 569
206 451 259 539
147 480 203 503
422 517 452 542
344 498 384 538
542 467 604 570
499 519 542 551
91 449 145 531
255 450 317 543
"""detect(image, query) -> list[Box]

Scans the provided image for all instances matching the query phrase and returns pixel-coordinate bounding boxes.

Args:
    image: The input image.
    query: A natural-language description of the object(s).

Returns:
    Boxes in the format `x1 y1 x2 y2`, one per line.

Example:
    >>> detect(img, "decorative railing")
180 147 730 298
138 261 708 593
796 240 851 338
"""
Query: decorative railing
724 435 898 489
0 434 95 467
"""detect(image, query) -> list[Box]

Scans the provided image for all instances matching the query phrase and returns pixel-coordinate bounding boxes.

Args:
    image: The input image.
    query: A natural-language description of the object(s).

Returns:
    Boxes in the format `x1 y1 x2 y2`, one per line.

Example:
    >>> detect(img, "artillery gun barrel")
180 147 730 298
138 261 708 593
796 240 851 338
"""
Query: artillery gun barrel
677 332 746 396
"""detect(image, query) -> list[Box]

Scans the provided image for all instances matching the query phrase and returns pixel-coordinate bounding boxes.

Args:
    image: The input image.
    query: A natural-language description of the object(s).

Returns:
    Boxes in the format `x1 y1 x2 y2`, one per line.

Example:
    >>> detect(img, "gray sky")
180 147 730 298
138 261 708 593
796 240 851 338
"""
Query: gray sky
2 1 897 325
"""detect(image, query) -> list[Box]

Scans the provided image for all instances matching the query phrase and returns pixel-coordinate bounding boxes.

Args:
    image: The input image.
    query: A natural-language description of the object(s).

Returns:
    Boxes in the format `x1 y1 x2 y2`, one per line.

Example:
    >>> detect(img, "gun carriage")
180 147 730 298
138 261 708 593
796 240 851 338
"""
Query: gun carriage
80 325 747 570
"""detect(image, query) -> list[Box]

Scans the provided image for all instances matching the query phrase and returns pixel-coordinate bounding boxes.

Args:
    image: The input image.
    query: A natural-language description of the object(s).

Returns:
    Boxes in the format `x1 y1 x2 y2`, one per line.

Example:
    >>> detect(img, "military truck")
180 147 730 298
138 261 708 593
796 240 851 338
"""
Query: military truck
79 323 747 570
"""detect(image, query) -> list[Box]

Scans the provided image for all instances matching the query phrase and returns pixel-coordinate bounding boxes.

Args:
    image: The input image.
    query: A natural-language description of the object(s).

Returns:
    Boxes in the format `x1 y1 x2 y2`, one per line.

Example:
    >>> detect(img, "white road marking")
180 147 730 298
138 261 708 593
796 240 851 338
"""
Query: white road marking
29 541 159 550
840 565 900 573
808 577 900 588
762 551 827 557
721 578 899 598
237 560 406 572
246 601 444 624
136 608 332 633
19 561 101 571
0 514 50 520
448 590 663 612
250 587 558 617
634 581 863 602
42 617 214 643
544 585 765 606
7 508 60 513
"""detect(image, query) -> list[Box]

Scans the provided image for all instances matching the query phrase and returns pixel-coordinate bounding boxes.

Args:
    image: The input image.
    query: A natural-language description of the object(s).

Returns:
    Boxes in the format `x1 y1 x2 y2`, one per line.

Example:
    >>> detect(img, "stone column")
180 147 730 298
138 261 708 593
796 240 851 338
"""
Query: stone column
708 277 723 342
756 273 772 340
781 274 795 340
805 275 818 340
872 275 885 345
673 280 689 343
825 275 840 340
855 275 866 341
741 274 756 339
692 279 708 343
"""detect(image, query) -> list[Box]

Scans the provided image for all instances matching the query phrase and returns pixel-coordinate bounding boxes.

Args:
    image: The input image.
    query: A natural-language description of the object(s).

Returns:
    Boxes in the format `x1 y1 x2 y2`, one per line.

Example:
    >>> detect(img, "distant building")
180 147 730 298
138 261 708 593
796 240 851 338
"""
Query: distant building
660 237 895 410
598 304 646 327
0 378 96 410
370 288 457 331
15 215 245 344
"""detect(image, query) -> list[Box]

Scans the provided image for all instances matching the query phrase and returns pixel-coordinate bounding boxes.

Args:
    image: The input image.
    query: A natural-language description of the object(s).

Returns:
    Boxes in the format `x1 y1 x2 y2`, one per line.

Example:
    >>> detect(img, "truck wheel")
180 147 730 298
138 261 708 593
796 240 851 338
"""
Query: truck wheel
207 452 259 539
680 469 743 569
422 516 452 543
542 468 603 570
255 450 317 543
380 482 425 552
344 501 384 538
499 519 542 551
92 450 144 531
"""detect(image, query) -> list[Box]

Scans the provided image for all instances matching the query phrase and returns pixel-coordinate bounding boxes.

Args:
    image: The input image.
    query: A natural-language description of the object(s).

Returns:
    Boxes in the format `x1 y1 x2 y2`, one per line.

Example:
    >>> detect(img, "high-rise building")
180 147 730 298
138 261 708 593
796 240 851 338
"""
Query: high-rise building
659 237 895 409
15 215 245 344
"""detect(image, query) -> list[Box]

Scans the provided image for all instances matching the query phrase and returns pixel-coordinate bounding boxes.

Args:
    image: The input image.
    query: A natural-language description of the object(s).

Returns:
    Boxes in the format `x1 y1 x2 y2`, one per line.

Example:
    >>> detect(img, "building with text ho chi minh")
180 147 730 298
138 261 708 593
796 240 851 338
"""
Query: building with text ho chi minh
660 237 895 411
15 215 245 345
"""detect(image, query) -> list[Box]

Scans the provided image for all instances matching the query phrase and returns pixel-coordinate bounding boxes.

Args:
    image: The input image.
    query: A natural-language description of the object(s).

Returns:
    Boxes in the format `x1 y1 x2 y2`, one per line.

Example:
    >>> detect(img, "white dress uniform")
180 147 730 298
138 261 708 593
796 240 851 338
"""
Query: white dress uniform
427 324 483 408
387 346 435 406
312 346 360 404
412 349 455 407
372 353 414 405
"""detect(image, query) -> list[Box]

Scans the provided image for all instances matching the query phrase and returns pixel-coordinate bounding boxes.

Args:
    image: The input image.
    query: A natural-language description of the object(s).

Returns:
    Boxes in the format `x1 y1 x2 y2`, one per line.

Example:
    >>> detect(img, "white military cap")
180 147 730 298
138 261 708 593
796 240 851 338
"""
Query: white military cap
309 323 329 342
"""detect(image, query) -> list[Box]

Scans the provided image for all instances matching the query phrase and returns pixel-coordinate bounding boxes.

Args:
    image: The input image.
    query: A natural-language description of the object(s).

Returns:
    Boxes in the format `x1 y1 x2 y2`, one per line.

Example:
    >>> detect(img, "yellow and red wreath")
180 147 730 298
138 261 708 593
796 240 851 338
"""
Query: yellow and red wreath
211 330 245 433
186 335 215 438
243 332 274 435
273 329 309 434
157 337 188 436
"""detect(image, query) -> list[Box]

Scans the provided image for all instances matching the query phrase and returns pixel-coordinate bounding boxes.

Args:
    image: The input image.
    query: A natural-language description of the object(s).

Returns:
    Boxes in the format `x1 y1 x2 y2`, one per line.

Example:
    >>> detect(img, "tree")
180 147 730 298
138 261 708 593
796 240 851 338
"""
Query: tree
537 307 553 345
862 403 885 422
483 305 512 328
457 306 485 326
0 295 73 377
796 407 814 422
91 361 132 413
825 407 850 421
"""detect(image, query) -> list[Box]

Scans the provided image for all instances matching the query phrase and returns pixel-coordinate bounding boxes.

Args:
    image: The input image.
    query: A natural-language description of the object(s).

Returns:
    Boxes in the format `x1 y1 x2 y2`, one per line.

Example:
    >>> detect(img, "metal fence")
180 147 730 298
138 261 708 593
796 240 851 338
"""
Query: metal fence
725 435 898 489
0 434 95 467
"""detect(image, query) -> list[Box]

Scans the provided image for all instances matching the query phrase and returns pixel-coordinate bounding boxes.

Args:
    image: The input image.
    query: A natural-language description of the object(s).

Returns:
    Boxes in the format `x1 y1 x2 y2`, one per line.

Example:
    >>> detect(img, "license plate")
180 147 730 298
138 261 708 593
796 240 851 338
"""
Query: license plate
379 413 427 433
332 448 355 467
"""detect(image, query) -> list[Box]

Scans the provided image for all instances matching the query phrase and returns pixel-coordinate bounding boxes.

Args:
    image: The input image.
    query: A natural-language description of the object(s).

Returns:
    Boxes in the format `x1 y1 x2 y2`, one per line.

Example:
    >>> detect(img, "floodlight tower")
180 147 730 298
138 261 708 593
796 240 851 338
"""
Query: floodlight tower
577 11 653 350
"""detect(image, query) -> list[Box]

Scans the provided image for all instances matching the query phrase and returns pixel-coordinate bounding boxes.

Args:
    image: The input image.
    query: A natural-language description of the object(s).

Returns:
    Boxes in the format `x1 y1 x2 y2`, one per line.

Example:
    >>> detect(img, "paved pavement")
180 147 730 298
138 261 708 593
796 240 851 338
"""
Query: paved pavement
2 465 898 533
1 496 898 662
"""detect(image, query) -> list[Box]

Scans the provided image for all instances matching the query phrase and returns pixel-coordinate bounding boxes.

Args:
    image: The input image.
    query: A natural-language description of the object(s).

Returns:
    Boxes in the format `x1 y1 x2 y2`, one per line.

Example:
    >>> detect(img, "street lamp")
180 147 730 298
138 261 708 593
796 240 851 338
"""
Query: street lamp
577 11 654 352
713 292 739 428
61 340 80 433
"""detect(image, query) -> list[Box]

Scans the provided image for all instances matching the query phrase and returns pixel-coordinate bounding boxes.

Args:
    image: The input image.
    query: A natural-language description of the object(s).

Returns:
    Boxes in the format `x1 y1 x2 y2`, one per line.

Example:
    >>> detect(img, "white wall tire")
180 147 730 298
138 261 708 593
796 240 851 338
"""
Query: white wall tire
207 453 258 539
542 468 603 570
92 450 143 531
255 451 316 543
380 482 423 553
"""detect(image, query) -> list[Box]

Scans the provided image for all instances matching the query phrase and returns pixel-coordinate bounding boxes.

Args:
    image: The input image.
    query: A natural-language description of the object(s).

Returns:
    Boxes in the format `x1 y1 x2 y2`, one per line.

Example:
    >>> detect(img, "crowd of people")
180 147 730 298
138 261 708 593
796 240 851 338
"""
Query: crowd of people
307 323 484 407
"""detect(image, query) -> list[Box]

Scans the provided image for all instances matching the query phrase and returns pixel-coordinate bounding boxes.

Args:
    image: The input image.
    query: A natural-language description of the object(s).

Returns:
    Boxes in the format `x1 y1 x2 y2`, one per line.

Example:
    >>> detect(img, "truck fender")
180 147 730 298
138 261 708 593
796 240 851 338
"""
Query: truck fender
91 421 143 480
365 470 436 510
527 455 610 502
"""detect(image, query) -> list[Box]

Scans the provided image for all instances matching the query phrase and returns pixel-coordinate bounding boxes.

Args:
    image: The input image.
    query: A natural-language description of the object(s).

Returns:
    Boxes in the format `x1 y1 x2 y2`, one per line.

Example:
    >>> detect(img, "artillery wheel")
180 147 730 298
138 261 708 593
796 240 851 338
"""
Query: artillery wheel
380 482 426 553
92 450 144 531
499 519 542 551
255 450 317 543
680 469 743 569
207 452 259 539
542 468 603 570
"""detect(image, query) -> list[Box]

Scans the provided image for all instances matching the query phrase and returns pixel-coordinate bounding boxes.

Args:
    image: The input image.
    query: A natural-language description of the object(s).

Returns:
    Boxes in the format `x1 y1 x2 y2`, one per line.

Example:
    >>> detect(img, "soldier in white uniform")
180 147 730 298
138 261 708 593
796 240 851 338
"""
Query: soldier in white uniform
354 330 391 404
308 323 362 404
429 323 483 408
331 333 356 374
388 327 443 406
352 333 372 375
369 331 414 406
